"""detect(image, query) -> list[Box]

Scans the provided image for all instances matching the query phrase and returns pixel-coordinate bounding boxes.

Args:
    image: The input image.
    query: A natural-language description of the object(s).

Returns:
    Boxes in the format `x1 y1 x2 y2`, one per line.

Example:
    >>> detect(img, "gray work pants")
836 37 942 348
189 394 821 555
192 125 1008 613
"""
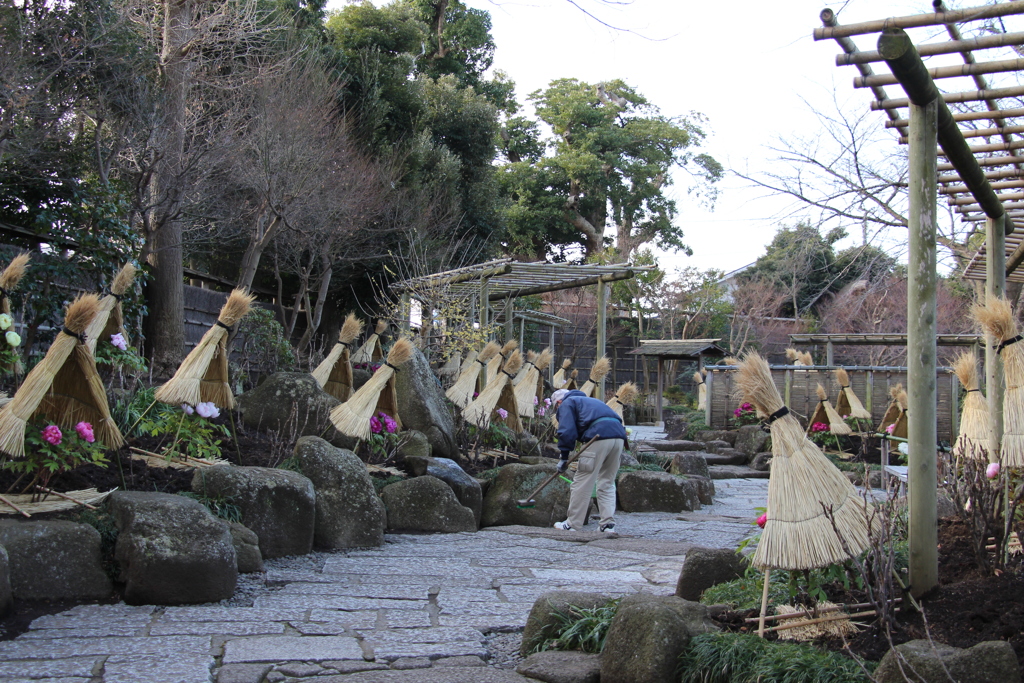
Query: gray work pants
566 438 623 529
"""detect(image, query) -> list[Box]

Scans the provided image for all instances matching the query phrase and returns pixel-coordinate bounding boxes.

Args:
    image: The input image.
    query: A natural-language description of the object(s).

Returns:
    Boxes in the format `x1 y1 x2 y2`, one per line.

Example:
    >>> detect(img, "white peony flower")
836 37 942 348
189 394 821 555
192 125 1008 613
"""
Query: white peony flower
5 331 21 347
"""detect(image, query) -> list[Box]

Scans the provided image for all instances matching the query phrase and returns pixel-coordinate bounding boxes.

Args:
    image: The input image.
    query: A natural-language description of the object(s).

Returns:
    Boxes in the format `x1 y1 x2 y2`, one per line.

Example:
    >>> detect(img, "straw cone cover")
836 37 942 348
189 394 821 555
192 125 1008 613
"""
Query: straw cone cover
973 296 1024 466
351 320 386 364
85 263 137 355
694 370 707 411
330 338 413 440
312 313 364 401
487 340 518 380
834 368 871 420
606 382 638 419
514 348 552 417
552 359 571 389
579 356 611 398
446 341 499 408
952 352 990 460
737 353 871 570
464 349 523 431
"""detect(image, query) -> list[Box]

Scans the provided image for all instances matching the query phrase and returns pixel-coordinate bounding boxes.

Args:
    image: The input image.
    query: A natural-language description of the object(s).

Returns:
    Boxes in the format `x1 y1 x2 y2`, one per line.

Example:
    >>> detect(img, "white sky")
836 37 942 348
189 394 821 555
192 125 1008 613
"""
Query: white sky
327 0 1020 275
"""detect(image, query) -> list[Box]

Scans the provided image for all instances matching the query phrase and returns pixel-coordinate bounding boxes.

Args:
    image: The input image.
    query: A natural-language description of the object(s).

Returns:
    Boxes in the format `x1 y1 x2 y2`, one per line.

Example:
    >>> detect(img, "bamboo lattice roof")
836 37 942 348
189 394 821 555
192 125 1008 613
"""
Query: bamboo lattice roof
815 2 1024 282
626 339 728 359
390 258 655 300
790 333 983 346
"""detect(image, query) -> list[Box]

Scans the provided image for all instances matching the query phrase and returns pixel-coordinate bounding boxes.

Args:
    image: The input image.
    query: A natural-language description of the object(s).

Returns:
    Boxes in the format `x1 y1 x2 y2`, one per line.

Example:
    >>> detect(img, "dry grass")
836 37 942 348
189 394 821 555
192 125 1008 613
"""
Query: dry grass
447 341 500 408
0 295 124 458
154 289 254 409
514 348 552 417
552 358 572 389
330 338 413 440
953 352 990 460
974 296 1024 465
736 353 871 570
607 381 638 419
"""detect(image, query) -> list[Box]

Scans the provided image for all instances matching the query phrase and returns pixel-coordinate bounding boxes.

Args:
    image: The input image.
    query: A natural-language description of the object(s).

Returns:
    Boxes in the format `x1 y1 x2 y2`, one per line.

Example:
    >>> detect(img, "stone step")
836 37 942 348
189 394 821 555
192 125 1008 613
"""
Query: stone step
708 465 771 480
703 452 748 467
648 440 704 452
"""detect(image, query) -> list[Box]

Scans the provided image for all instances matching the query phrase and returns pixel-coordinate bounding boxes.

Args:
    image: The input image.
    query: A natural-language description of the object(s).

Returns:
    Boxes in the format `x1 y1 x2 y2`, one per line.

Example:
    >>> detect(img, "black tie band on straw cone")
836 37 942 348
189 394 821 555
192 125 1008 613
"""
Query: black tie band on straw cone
384 361 400 372
997 335 1022 354
760 406 789 433
216 321 232 331
62 327 87 344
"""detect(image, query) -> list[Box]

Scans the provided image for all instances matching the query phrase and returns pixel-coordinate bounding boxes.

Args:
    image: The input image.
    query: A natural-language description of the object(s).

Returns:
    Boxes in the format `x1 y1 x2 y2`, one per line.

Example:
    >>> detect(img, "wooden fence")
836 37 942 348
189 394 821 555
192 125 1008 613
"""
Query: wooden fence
705 365 959 443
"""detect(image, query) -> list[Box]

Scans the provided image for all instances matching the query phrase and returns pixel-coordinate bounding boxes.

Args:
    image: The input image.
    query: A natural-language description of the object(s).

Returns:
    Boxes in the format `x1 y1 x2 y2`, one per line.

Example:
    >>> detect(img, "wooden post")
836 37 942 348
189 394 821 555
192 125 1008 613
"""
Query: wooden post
784 369 792 407
519 317 525 349
596 277 608 400
826 340 834 366
549 324 556 386
480 278 490 386
656 357 664 428
503 297 514 344
986 213 1006 459
907 96 939 598
400 293 411 333
704 370 713 427
866 371 874 414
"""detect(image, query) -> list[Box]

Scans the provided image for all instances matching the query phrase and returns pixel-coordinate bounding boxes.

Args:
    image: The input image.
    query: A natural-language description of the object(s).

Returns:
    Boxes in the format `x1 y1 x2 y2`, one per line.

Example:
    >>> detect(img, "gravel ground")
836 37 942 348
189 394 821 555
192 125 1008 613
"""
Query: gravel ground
484 631 525 669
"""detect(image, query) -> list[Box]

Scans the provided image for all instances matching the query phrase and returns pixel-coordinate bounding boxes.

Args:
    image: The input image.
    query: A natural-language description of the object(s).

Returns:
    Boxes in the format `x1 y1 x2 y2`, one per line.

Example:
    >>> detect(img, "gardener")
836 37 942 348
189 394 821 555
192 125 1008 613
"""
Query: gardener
550 388 628 533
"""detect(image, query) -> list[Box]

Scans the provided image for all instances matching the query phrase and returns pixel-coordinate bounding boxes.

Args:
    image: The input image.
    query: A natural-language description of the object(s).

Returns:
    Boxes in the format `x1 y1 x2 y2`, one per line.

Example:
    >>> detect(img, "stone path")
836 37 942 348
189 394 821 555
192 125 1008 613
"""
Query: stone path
0 478 769 683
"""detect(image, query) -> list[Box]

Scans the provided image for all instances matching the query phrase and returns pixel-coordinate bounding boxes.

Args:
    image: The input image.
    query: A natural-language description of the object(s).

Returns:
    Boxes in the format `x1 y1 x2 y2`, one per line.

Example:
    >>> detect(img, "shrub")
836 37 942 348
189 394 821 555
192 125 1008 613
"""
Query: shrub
178 491 242 524
534 599 620 654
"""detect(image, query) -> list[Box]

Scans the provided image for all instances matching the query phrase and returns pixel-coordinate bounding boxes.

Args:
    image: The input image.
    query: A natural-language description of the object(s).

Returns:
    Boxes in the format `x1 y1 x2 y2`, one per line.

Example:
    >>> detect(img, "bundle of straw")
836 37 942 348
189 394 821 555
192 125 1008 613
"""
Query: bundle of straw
807 384 852 436
0 294 124 458
606 382 639 419
694 370 707 411
552 359 572 389
799 351 813 366
786 348 801 365
446 341 499 408
155 289 254 410
464 349 523 431
438 350 463 378
564 369 579 390
0 253 30 373
723 357 738 366
736 353 871 570
513 350 535 386
330 338 414 440
952 351 990 460
351 320 387 364
85 263 137 355
878 384 906 438
487 340 518 381
311 313 364 401
578 356 611 397
459 348 479 375
833 368 871 420
974 295 1024 466
514 348 552 417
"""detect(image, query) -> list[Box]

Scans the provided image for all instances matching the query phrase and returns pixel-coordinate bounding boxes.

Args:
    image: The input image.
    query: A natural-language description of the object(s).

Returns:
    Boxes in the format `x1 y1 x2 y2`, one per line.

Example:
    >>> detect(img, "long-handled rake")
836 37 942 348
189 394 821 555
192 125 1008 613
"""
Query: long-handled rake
515 436 599 508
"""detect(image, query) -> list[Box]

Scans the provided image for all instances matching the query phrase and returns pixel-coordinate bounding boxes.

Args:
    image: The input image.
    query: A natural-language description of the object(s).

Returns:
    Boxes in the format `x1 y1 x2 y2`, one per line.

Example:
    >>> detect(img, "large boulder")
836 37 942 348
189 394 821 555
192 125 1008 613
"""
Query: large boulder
109 491 237 605
236 372 355 449
675 547 748 601
516 651 601 683
670 453 711 479
734 424 769 457
228 522 263 573
0 520 111 600
695 430 737 446
521 591 611 657
404 456 483 526
192 466 316 558
480 463 570 528
617 471 700 512
396 429 431 459
293 436 386 549
0 544 10 616
380 476 476 533
689 476 715 506
874 639 1020 683
394 347 458 458
600 595 718 683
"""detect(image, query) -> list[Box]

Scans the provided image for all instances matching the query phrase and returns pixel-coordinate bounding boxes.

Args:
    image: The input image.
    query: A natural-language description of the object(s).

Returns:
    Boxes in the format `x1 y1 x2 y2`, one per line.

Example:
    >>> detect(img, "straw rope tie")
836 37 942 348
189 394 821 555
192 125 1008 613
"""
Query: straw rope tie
997 335 1023 354
383 361 401 373
760 406 789 433
215 321 232 332
62 327 87 344
501 369 516 378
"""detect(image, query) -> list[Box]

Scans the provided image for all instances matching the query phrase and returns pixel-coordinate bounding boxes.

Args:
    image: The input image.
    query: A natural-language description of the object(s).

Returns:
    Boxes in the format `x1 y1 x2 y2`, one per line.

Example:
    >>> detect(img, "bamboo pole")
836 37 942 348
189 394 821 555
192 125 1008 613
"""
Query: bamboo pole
815 1 1024 41
987 215 1007 461
744 599 900 623
856 57 1024 89
842 31 1024 66
596 277 608 401
763 609 893 635
0 493 30 517
757 569 771 638
893 107 1024 129
34 486 99 510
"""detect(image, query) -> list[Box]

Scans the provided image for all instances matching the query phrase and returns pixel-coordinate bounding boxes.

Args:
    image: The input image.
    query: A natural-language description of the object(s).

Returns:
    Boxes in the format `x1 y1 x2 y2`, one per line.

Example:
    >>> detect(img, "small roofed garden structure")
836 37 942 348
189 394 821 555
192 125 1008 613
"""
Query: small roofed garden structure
626 339 727 427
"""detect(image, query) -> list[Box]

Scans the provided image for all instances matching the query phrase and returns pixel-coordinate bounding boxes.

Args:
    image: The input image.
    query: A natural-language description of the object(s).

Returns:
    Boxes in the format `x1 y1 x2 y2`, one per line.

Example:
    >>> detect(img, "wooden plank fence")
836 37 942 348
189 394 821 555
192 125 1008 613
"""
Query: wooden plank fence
705 365 959 443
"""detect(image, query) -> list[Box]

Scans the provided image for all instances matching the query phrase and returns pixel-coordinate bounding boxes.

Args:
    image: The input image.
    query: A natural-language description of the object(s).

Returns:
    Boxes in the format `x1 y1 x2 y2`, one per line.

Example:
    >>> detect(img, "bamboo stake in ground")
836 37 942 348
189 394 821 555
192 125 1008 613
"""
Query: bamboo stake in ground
351 320 387 364
446 342 500 409
952 351 990 461
464 349 523 432
606 382 638 419
85 263 137 355
578 356 611 398
330 338 414 441
514 348 552 418
834 368 871 420
552 359 572 389
737 353 871 571
694 370 707 411
0 294 124 459
312 313 364 401
155 289 254 410
974 295 1024 466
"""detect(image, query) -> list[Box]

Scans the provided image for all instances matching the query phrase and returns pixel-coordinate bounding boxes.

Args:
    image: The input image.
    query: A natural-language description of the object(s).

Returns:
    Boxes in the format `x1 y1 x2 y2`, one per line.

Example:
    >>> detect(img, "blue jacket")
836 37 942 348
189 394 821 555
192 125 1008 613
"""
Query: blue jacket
555 390 627 459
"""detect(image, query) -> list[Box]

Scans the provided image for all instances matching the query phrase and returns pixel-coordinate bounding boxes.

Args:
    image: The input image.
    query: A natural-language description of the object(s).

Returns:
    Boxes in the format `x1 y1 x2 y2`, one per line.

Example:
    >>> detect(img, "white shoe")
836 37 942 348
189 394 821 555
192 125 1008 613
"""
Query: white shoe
552 521 573 531
599 523 616 533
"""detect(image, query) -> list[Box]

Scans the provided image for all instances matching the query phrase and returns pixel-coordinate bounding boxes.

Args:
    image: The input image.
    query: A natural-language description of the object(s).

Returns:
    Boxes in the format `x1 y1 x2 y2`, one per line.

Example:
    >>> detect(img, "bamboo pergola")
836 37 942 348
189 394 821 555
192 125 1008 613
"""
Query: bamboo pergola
390 259 654 398
815 1 1024 597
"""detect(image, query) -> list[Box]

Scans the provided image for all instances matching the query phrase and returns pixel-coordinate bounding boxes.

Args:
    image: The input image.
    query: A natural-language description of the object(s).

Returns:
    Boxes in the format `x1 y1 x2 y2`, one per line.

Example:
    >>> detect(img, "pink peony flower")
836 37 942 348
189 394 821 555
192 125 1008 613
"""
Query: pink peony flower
987 462 1001 480
756 513 767 529
41 425 62 445
544 398 551 406
378 412 397 433
74 422 95 443
496 408 508 420
734 408 742 417
370 416 383 434
537 407 546 417
181 404 194 415
533 395 539 405
741 402 753 411
109 333 127 351
196 402 220 419
885 423 896 435
472 392 479 399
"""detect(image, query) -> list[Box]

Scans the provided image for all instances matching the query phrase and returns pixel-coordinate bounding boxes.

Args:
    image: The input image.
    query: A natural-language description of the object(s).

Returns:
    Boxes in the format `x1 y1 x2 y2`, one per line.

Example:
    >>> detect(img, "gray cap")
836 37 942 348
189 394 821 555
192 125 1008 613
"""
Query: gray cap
551 389 571 404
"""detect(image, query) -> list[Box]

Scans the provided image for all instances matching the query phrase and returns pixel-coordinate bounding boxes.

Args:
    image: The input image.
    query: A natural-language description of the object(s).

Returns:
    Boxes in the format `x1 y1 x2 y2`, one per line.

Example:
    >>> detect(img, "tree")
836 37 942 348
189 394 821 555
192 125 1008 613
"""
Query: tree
499 78 723 260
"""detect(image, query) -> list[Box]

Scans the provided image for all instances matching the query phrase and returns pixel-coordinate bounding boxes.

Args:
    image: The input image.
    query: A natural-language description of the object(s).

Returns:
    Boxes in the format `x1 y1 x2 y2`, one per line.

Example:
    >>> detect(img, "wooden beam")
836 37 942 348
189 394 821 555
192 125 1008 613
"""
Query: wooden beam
485 270 635 301
815 1 1024 40
839 30 1024 66
856 57 1024 89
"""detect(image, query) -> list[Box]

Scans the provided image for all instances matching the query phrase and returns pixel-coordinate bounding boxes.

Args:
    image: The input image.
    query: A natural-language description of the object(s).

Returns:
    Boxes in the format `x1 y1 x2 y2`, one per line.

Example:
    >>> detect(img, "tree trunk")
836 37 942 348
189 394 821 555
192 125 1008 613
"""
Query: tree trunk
238 212 283 290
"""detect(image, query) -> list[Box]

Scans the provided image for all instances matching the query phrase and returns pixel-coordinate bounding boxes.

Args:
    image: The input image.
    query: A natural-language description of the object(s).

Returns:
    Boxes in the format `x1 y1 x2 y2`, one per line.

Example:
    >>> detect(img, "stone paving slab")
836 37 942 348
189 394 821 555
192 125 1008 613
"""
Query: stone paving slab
298 669 532 682
0 656 101 679
149 621 287 636
103 654 214 683
222 635 364 663
0 636 212 660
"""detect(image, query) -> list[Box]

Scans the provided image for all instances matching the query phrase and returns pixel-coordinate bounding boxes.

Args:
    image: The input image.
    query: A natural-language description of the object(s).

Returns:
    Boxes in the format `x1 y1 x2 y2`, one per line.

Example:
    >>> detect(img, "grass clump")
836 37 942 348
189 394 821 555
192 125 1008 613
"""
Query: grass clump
700 569 790 610
678 633 873 683
535 599 620 654
178 491 243 524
